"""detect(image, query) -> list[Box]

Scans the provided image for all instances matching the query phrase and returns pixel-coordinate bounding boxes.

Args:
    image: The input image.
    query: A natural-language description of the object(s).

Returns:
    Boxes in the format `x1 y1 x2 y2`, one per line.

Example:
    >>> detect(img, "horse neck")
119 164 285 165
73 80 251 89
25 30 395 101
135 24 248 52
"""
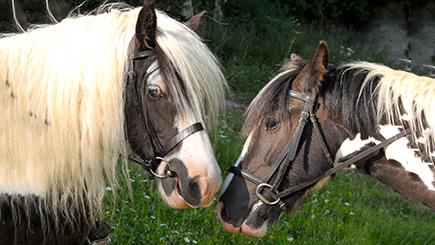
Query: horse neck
319 67 435 210
318 67 383 164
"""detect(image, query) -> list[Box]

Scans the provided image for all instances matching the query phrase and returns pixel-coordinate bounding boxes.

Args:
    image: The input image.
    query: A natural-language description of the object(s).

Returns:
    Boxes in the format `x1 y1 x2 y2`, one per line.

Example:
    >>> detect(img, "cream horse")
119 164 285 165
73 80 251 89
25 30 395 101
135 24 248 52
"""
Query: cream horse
0 1 226 243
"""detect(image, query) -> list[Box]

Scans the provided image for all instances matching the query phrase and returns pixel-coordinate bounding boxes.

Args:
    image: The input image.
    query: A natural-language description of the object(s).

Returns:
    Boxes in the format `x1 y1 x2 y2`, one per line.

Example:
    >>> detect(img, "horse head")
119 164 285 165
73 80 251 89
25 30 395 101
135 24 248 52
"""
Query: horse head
125 2 224 209
217 42 350 236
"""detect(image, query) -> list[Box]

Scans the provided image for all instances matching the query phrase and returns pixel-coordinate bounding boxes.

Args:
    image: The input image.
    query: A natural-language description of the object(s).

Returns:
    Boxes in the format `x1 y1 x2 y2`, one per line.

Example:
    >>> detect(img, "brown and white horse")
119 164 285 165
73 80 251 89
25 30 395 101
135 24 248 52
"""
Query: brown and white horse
0 1 226 243
218 41 435 236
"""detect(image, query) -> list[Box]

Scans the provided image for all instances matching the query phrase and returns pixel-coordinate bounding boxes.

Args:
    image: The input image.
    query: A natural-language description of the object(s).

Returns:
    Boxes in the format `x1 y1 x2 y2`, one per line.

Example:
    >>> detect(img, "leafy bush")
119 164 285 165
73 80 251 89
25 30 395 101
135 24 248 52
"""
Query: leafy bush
201 0 392 102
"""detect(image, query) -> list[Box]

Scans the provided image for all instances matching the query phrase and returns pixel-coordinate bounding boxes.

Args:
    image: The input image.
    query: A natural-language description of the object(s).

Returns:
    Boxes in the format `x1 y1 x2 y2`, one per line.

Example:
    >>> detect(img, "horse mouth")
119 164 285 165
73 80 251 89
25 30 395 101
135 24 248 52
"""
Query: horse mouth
166 174 199 208
174 176 185 201
217 201 269 236
156 159 206 208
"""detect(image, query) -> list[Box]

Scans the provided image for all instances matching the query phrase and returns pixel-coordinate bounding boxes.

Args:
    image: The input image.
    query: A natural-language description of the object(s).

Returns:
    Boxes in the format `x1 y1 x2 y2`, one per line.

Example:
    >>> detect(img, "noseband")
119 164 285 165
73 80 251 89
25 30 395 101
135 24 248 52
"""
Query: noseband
126 50 204 179
229 89 410 212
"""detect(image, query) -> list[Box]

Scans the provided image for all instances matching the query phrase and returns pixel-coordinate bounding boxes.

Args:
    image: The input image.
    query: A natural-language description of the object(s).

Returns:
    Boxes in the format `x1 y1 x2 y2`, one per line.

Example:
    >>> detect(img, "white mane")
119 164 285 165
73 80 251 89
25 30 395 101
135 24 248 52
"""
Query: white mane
348 62 435 163
0 5 226 231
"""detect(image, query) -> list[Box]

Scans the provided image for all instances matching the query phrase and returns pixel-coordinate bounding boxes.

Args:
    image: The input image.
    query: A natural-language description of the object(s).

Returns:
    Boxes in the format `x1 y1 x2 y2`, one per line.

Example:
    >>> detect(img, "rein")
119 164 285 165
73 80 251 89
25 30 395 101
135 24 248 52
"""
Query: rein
126 50 204 179
229 89 411 211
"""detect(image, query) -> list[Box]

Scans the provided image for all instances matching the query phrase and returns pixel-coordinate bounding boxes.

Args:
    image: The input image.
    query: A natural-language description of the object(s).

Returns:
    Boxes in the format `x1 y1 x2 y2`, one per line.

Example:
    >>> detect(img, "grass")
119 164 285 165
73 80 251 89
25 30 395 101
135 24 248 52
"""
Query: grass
101 1 434 243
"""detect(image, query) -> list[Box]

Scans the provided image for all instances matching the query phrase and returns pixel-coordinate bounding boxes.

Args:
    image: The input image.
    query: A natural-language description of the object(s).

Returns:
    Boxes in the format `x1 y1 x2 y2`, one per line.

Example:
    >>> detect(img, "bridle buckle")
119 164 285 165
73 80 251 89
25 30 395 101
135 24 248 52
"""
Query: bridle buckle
256 183 280 205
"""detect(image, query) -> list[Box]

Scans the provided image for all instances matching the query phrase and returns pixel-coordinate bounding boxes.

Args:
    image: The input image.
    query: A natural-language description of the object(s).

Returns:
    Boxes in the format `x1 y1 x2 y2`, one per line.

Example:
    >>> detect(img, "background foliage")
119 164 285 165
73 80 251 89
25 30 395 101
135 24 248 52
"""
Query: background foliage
65 0 408 28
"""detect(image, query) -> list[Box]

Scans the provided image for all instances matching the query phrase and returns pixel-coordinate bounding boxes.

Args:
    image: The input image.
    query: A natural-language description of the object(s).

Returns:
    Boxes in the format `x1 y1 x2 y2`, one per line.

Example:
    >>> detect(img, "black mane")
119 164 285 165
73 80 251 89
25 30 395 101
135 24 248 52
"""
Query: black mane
321 64 382 137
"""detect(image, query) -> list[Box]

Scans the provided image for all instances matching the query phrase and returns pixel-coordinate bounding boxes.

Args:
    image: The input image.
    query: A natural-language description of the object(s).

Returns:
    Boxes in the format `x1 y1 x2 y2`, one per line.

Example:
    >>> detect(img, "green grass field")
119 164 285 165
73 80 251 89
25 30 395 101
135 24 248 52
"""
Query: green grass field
101 1 434 243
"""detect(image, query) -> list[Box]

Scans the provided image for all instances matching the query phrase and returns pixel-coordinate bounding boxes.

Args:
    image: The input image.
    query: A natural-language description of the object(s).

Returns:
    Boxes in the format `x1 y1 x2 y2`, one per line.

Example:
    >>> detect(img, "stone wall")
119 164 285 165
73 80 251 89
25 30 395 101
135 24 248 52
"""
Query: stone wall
360 1 434 70
411 1 435 69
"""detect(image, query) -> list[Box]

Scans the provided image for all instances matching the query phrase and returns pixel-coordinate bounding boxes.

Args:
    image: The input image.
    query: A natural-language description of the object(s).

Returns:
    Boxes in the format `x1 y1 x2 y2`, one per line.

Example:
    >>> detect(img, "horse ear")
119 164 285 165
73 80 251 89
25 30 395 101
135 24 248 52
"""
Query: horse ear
185 10 206 34
294 41 329 93
136 1 157 50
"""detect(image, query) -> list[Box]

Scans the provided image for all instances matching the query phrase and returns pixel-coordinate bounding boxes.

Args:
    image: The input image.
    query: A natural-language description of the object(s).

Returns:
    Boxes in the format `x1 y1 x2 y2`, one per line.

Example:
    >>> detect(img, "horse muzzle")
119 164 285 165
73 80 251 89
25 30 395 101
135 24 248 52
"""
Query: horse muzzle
156 158 221 209
217 202 267 236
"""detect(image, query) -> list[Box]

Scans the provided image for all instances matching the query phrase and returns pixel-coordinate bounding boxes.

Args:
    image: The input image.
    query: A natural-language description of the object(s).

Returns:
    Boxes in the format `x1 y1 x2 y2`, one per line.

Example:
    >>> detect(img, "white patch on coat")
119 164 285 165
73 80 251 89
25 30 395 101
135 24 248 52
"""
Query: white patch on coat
400 113 411 121
416 136 426 144
334 133 381 168
335 125 435 191
379 125 435 191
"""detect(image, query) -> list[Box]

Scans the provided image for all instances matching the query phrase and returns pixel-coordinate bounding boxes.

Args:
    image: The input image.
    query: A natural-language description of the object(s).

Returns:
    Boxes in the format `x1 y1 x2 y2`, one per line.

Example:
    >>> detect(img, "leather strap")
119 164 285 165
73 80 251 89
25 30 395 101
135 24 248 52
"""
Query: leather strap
262 90 315 184
229 166 263 185
271 91 314 193
131 50 155 60
276 128 411 198
161 123 204 156
309 107 334 168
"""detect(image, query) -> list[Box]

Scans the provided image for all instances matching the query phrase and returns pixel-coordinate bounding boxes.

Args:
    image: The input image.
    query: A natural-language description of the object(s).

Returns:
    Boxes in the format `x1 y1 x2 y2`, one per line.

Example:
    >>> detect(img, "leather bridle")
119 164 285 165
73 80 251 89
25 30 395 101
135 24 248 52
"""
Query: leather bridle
126 50 204 179
229 89 411 212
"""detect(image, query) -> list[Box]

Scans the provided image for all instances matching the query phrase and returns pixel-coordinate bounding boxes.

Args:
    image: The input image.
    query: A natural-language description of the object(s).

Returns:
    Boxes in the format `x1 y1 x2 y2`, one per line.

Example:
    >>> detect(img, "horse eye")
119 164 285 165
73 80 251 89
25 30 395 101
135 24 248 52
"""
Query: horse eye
265 118 278 130
147 85 162 97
